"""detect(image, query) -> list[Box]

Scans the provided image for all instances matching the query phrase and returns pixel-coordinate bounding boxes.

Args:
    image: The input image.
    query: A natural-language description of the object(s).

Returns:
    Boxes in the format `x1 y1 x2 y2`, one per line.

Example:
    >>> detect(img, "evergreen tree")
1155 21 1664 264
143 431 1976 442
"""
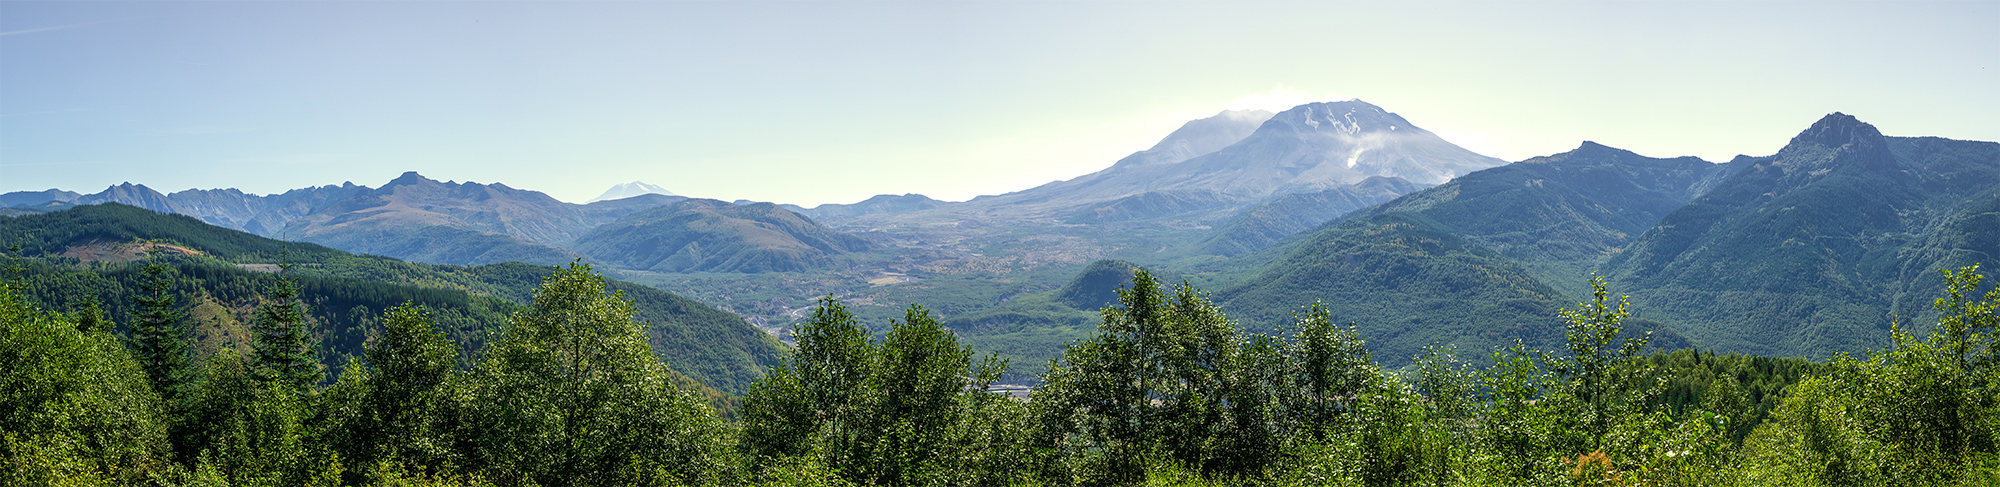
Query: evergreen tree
252 263 320 392
128 254 192 401
71 294 114 335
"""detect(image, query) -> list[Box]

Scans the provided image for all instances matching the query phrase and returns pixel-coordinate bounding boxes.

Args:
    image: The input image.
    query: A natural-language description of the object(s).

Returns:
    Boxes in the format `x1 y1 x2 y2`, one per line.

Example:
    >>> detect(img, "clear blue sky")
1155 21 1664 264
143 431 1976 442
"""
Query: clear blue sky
3 1 1995 205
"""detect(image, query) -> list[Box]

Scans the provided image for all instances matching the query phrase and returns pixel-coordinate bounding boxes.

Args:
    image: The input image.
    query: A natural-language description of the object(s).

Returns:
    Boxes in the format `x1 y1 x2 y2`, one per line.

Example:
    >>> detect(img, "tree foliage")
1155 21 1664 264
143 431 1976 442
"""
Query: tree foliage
0 283 170 485
129 254 194 402
462 262 731 486
252 264 321 393
740 296 1021 486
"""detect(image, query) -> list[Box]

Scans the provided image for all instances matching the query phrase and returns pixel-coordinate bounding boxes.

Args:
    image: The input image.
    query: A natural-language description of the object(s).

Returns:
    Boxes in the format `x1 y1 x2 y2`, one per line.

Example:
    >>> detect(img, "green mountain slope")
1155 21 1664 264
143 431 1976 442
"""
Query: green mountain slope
0 204 785 395
1207 140 1738 363
573 199 874 273
1342 142 1744 294
1216 212 1578 364
1602 114 2000 356
1051 259 1141 310
1190 176 1426 257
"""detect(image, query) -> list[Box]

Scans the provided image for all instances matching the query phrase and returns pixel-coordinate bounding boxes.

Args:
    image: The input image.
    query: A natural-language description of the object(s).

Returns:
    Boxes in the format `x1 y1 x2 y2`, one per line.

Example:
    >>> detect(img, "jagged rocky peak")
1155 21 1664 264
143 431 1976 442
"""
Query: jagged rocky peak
1788 112 1886 151
1265 99 1415 136
1573 140 1619 152
375 172 501 196
383 171 436 188
92 182 170 201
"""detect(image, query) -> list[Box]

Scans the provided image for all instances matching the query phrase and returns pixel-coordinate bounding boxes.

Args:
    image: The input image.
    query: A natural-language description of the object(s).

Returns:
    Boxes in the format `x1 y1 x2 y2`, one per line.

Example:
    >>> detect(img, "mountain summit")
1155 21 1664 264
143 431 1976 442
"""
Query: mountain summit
588 181 677 203
982 100 1502 208
1167 100 1506 192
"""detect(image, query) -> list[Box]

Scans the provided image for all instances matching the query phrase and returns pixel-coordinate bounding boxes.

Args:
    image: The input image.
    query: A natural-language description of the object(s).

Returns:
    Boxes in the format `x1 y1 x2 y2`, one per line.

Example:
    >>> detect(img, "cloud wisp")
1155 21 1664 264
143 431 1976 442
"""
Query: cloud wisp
0 18 132 37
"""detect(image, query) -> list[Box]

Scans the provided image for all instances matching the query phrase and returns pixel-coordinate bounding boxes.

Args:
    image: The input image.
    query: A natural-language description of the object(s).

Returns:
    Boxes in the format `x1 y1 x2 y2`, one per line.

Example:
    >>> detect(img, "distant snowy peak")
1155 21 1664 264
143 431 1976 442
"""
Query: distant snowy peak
587 181 677 203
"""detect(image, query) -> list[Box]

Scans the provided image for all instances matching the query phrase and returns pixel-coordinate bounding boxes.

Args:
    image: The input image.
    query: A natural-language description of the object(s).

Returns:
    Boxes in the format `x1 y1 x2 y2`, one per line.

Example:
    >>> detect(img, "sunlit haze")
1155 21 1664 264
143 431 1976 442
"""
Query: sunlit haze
3 1 1995 205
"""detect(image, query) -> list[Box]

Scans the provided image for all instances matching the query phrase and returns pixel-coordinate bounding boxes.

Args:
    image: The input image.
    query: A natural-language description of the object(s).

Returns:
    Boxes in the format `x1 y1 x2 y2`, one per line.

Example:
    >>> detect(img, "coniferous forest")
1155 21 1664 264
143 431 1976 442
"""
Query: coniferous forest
6 249 1998 486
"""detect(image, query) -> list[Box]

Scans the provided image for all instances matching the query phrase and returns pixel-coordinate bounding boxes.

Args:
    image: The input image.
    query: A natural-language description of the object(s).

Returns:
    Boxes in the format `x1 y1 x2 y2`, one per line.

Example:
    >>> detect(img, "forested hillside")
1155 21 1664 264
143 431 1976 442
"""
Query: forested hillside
1605 114 2000 356
0 204 785 396
1201 114 1998 368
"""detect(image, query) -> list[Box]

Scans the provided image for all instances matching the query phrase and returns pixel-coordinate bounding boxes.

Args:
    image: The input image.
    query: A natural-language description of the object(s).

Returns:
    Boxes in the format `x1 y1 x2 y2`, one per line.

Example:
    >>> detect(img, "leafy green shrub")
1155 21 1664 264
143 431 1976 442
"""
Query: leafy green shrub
740 296 1021 486
0 284 171 484
461 263 734 486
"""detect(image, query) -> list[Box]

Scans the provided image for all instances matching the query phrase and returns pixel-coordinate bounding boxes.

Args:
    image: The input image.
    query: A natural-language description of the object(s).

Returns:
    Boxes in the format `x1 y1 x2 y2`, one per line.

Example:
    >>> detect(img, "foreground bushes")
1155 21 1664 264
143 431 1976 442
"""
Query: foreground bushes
4 263 1999 486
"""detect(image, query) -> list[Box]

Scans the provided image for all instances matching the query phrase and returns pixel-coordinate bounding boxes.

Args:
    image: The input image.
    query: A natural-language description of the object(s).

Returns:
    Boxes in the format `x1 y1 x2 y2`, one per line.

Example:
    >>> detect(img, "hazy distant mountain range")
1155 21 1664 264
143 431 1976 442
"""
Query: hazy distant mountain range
4 173 690 267
10 101 1997 374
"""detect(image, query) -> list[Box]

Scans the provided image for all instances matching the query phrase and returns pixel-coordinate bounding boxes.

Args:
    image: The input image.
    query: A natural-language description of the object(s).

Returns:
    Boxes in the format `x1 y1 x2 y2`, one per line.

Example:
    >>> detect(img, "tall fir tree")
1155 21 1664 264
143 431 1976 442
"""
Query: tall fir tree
128 253 192 401
73 294 115 335
252 261 320 392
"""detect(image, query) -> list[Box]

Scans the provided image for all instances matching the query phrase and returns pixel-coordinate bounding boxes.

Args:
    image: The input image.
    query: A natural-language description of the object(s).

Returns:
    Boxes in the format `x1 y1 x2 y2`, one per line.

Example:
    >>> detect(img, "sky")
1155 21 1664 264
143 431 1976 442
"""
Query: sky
2 1 1995 206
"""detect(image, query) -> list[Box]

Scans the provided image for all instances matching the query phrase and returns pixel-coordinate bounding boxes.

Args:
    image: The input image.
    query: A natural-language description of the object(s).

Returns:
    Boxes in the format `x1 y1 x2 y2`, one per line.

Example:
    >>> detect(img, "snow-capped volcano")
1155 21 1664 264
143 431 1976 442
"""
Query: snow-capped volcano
587 181 677 203
982 100 1505 206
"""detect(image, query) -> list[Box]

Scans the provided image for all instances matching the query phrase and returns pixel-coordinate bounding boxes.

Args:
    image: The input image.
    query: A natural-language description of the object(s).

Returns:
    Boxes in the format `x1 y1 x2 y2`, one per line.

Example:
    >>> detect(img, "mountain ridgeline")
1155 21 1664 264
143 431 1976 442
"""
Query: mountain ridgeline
1602 113 2000 356
1211 113 1997 365
3 173 877 273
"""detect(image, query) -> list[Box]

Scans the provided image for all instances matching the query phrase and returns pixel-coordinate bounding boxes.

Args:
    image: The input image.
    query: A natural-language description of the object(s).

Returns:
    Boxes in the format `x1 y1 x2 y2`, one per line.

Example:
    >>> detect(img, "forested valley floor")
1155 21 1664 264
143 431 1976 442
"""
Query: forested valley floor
6 252 2000 486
